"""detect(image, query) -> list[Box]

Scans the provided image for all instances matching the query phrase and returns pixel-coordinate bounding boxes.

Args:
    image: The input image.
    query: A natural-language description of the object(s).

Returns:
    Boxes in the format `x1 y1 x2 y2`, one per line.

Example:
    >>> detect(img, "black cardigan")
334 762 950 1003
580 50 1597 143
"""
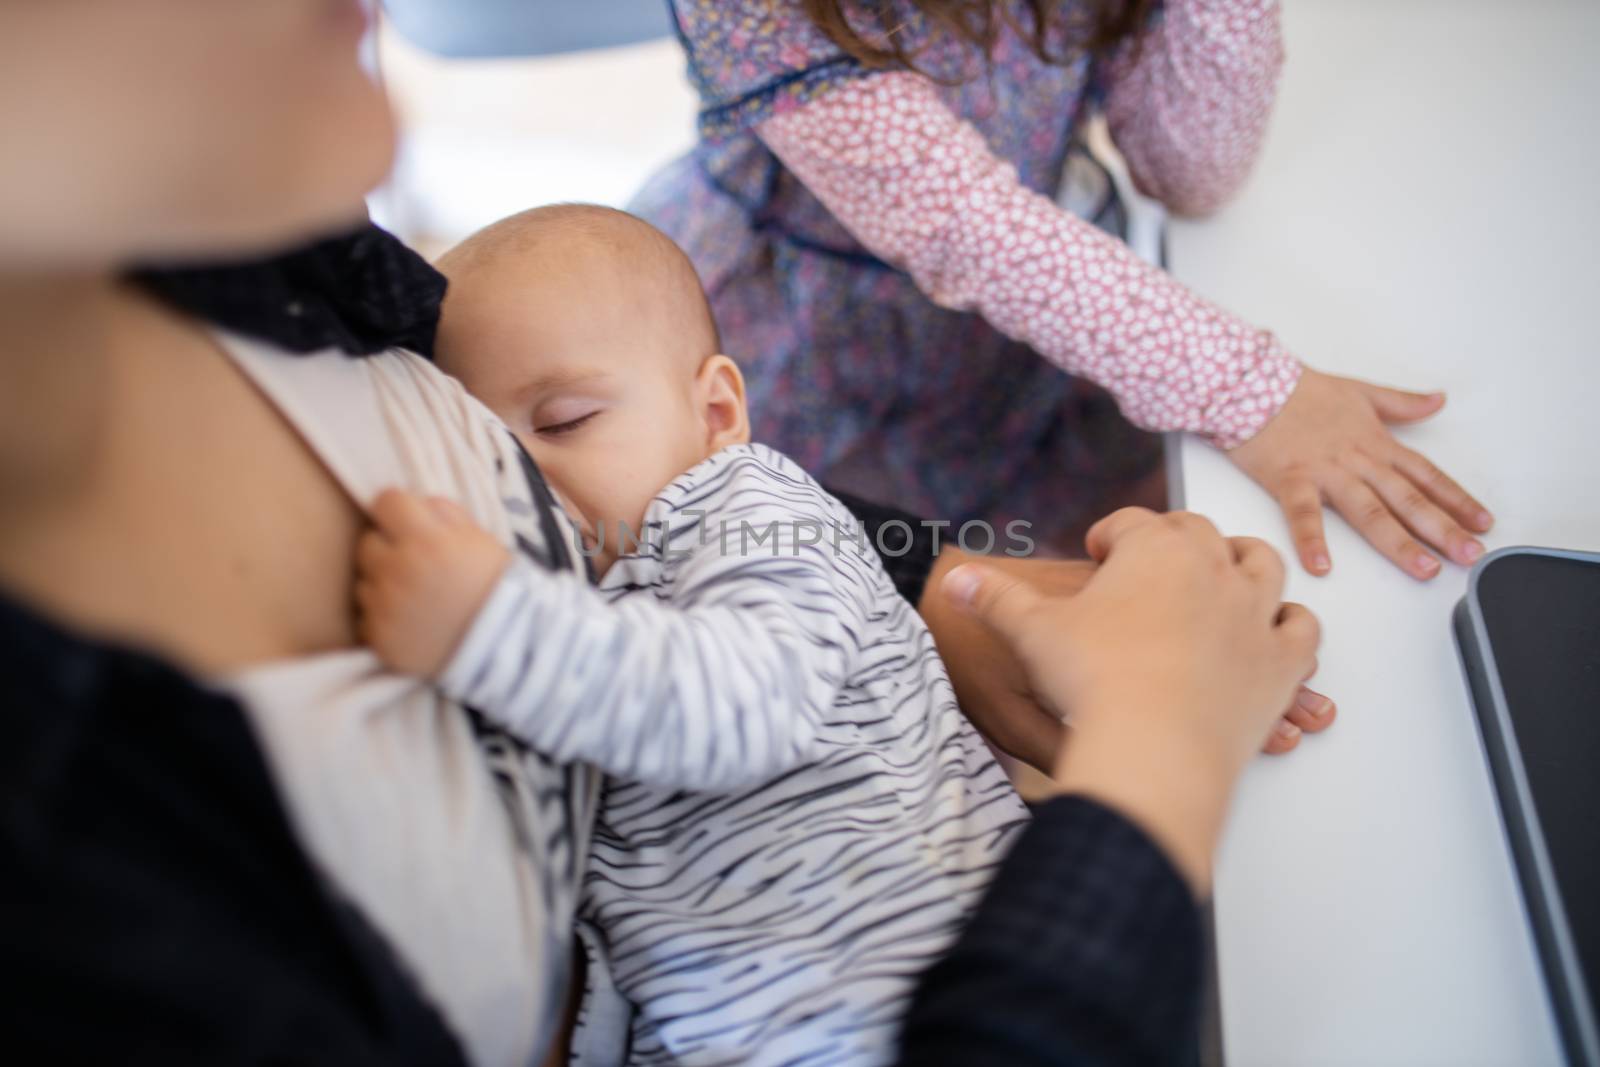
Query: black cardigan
0 226 1202 1065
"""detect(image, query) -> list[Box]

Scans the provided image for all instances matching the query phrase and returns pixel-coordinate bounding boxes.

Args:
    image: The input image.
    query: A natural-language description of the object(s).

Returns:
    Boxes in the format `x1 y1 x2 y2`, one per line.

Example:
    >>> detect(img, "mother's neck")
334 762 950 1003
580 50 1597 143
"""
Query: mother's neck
0 270 117 510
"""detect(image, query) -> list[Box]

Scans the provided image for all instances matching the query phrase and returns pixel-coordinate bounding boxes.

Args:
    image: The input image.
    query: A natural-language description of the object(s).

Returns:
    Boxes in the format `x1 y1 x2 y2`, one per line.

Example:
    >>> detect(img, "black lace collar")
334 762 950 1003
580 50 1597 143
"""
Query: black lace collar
134 222 447 358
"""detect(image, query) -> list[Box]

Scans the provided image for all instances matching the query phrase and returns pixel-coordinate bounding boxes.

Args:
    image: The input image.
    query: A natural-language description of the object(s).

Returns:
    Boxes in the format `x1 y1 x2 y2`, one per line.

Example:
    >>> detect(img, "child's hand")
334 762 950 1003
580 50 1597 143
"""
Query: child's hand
355 489 510 678
1228 367 1493 581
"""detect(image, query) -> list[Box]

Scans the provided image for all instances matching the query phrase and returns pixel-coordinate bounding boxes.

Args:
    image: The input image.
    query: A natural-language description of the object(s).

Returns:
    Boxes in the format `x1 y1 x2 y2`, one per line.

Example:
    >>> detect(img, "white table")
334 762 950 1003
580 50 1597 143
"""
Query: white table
1167 2 1600 1063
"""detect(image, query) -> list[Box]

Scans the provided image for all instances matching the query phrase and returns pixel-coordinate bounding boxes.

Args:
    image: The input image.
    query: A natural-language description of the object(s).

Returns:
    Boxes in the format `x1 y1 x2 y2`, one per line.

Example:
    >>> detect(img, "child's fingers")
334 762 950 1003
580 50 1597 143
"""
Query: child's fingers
1392 446 1493 534
1361 459 1484 567
1285 685 1337 734
1262 693 1338 753
1354 381 1446 425
986 693 1069 775
370 488 437 536
1261 717 1303 755
1274 479 1330 576
1326 472 1441 581
1265 686 1337 753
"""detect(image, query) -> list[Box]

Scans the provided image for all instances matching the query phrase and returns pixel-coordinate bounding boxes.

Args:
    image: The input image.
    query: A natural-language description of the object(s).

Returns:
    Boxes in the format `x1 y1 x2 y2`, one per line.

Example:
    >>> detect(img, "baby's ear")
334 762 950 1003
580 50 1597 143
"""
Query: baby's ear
695 354 750 451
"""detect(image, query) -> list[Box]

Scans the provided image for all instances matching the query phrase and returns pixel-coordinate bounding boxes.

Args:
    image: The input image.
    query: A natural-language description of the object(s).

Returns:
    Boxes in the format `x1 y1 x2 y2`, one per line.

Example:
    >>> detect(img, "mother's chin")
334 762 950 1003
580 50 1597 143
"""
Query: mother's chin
0 0 396 270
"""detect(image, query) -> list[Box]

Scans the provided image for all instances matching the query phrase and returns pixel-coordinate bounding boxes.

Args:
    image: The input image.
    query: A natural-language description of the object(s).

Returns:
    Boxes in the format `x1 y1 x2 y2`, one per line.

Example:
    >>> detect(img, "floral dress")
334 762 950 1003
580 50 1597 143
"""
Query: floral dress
632 0 1295 543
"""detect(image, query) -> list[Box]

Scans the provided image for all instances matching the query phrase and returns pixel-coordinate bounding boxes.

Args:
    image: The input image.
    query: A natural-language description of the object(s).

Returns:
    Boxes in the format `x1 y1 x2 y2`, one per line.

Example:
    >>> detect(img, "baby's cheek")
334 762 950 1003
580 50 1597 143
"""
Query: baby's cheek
601 474 664 545
543 424 690 551
533 454 626 546
518 446 584 517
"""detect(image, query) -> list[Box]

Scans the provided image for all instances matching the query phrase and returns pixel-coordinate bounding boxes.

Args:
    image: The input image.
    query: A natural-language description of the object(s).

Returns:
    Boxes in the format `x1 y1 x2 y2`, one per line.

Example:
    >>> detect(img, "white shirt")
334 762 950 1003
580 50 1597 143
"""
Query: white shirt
212 331 598 1067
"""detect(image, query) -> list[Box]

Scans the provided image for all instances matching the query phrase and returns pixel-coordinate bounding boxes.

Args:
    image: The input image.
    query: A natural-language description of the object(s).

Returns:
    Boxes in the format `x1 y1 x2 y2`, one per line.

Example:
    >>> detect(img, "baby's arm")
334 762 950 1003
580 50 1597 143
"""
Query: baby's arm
355 474 864 790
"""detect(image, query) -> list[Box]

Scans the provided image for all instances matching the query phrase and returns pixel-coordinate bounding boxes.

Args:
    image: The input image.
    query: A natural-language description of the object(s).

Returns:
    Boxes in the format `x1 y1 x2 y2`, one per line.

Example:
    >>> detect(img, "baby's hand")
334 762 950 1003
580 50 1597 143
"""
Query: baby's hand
355 489 510 678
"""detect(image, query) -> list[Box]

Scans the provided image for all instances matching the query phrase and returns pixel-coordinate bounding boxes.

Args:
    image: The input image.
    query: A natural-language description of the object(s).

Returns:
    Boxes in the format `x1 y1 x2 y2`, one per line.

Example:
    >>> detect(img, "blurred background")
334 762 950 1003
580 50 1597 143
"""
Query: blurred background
371 14 697 259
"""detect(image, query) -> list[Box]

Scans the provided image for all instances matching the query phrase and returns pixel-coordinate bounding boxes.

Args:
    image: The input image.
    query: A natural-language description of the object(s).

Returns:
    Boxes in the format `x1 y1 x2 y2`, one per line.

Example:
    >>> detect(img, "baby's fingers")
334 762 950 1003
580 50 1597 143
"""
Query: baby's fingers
425 495 474 527
370 488 438 537
353 578 387 643
354 527 395 578
354 577 378 622
1274 478 1330 576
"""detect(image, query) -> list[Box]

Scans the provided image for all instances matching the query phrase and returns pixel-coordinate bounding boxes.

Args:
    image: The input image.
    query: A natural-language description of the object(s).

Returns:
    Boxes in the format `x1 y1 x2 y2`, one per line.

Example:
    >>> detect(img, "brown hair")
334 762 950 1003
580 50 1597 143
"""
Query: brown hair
800 0 1156 74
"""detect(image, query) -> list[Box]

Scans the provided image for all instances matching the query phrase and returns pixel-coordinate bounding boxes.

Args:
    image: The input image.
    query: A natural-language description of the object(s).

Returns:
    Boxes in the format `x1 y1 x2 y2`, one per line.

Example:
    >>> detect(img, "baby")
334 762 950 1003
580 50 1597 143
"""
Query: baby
358 205 1029 1066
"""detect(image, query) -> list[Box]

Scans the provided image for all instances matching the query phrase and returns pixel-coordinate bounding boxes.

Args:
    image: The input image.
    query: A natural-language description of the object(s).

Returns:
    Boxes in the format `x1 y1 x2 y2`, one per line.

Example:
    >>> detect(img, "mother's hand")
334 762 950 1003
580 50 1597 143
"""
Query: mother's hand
1229 367 1494 580
940 509 1322 894
919 548 1335 772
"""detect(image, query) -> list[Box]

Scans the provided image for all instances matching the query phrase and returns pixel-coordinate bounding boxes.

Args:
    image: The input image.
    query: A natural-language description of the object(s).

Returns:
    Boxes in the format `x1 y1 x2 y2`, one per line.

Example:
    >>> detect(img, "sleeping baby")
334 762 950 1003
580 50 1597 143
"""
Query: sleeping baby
355 204 1029 1066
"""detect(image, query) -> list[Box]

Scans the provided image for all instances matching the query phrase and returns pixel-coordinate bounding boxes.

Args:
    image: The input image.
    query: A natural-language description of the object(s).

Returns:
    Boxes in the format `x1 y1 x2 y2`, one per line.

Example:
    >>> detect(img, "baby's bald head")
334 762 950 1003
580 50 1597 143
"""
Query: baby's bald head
436 203 718 374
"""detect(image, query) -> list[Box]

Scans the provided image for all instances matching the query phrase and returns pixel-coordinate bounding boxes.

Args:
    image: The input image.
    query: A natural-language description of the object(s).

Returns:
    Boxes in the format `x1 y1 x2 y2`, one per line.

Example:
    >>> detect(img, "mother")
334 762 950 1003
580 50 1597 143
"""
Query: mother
2 2 1315 1064
638 0 1494 578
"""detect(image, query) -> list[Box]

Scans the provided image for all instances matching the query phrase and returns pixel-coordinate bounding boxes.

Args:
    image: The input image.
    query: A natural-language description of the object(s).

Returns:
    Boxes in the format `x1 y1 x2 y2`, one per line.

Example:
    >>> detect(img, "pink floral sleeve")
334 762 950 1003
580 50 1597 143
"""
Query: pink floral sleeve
757 69 1300 448
1105 0 1286 217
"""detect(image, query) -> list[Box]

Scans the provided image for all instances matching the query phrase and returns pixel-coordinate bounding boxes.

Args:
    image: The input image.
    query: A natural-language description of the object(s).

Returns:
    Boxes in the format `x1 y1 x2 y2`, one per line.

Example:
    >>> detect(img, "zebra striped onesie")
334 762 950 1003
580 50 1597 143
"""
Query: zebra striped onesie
440 443 1031 1065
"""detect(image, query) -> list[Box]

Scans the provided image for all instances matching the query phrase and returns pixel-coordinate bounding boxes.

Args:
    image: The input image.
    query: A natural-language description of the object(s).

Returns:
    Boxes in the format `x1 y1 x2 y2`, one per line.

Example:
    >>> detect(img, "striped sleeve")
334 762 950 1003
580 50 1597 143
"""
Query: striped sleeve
436 448 871 791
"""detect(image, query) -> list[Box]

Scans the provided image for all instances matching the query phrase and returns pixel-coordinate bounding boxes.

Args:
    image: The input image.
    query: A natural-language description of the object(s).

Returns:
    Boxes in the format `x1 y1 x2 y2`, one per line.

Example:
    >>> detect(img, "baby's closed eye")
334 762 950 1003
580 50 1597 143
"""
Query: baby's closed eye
536 410 599 437
532 396 605 437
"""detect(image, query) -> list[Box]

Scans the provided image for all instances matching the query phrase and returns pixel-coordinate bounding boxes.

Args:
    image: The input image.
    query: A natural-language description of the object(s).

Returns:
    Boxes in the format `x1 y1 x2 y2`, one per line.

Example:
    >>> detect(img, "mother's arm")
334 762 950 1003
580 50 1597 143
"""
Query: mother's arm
895 507 1321 1065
